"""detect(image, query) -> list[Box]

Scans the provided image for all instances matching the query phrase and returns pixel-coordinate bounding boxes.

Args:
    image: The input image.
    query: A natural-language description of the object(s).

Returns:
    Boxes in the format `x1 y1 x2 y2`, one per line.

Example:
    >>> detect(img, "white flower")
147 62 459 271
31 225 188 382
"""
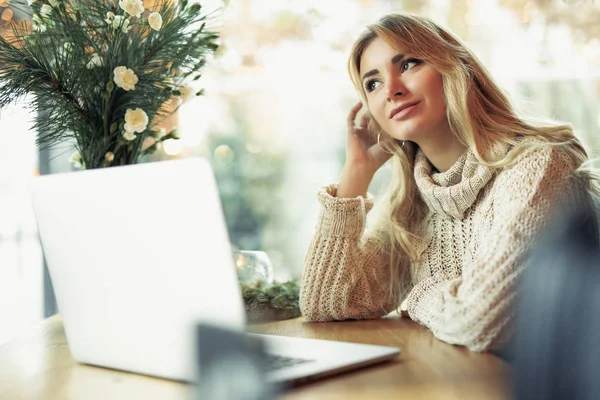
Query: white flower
105 11 115 25
118 0 144 18
124 108 149 134
112 15 131 33
148 12 162 31
27 0 36 5
113 66 138 91
155 128 166 138
178 86 195 103
69 151 83 169
33 22 47 32
49 0 59 7
40 4 52 17
86 54 103 69
121 19 131 33
105 152 115 163
56 47 67 60
122 131 137 141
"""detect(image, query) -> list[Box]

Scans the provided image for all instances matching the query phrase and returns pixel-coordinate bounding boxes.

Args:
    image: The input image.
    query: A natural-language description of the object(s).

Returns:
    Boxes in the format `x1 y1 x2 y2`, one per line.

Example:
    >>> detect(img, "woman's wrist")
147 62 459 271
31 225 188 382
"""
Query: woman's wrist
337 164 375 198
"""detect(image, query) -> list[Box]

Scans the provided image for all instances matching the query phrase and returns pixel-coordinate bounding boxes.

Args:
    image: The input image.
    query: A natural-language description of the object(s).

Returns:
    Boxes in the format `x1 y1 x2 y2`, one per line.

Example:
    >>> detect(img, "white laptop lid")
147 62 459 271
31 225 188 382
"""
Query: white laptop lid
29 157 246 381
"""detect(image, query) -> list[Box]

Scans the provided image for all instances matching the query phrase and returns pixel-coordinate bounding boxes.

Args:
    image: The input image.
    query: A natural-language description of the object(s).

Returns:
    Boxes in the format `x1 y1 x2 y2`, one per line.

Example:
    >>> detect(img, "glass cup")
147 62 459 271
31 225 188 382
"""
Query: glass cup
232 250 274 286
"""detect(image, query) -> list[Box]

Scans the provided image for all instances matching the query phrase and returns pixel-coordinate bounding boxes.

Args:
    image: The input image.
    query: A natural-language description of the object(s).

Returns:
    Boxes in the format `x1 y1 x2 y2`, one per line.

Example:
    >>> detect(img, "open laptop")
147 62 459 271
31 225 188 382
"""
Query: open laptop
28 157 400 385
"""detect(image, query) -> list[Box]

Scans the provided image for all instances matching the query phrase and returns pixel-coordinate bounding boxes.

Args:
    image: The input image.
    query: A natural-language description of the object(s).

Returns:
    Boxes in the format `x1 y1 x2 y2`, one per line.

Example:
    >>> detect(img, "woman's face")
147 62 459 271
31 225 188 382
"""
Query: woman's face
359 37 449 144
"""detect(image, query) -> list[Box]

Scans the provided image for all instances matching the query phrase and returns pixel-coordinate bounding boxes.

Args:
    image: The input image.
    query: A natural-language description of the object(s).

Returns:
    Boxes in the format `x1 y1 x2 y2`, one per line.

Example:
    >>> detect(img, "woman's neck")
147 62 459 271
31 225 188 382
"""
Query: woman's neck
417 135 467 173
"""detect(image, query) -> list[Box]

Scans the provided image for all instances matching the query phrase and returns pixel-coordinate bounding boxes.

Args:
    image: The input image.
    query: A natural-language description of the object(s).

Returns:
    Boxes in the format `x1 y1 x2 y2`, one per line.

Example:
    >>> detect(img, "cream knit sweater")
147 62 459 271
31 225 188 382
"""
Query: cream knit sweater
300 140 588 352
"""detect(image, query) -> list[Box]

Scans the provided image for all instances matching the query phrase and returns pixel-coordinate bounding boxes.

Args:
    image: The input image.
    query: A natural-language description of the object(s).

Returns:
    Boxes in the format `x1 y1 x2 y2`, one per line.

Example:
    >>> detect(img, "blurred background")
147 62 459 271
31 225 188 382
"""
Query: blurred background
0 0 599 345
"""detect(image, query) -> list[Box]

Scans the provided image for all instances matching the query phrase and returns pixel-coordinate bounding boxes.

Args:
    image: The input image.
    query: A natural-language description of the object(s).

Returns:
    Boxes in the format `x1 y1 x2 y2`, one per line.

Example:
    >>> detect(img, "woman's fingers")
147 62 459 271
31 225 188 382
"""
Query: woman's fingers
359 114 368 129
347 101 363 132
354 127 374 147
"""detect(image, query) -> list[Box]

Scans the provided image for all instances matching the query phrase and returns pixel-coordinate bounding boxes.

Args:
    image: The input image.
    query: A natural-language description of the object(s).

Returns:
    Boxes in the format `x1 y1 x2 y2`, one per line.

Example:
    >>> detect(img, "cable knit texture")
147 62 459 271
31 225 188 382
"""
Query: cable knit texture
300 139 590 352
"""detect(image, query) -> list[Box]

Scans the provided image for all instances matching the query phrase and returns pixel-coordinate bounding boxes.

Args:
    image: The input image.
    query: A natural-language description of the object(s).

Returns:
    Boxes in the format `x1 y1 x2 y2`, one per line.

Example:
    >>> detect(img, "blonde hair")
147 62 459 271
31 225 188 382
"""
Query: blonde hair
347 13 599 303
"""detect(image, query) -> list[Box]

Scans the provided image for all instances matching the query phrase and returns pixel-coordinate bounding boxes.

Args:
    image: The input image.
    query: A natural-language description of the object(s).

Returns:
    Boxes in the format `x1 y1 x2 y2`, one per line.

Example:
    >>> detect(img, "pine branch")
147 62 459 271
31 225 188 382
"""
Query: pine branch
0 0 219 169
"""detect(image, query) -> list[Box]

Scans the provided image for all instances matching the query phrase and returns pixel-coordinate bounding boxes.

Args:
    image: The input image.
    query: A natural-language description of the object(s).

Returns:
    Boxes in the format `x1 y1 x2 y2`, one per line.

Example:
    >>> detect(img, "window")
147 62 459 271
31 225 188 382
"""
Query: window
1 0 598 344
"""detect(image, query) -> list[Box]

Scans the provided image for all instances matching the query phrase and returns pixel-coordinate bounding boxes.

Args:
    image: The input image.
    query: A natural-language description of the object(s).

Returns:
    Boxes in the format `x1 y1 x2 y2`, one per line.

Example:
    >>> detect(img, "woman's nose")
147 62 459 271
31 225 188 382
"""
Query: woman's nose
386 77 406 101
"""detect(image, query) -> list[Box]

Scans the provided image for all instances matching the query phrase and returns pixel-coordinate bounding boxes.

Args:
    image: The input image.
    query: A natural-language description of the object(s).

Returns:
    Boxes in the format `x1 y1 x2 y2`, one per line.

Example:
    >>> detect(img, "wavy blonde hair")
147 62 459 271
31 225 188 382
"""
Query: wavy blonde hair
348 13 599 303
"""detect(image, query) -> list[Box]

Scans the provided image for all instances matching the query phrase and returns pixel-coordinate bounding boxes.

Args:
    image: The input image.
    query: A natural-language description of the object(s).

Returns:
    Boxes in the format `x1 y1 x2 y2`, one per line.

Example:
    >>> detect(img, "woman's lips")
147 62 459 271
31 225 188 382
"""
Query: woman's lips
390 102 419 120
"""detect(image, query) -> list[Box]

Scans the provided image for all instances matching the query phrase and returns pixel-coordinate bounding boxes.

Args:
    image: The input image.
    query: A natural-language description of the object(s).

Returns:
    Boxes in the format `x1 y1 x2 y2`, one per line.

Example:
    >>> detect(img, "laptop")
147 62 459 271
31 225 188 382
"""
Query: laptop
28 157 400 384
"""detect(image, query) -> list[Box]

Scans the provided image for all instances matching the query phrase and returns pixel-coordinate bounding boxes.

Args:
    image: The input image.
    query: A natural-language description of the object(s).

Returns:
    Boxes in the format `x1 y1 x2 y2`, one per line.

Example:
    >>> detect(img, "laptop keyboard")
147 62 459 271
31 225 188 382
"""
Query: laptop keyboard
265 354 312 371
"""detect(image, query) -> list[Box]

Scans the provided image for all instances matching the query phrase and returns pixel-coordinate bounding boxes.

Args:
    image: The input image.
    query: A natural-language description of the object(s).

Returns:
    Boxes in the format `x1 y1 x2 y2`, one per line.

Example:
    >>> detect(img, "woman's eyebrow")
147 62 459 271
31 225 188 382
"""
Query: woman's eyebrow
361 54 406 82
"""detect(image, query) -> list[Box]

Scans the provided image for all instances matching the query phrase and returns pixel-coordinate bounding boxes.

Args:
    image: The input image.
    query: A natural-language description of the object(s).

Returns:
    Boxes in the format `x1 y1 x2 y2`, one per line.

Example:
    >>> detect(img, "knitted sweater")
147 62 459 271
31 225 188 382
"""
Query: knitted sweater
300 141 588 352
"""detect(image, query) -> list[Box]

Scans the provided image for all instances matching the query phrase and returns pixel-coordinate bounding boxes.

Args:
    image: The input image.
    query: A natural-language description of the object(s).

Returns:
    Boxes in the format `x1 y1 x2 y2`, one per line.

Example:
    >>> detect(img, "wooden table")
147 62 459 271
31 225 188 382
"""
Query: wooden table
0 314 511 399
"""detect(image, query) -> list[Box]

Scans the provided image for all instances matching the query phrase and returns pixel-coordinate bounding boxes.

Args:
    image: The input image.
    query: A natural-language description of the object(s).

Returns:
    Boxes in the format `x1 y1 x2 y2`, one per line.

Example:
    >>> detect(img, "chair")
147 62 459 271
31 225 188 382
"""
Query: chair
510 199 600 400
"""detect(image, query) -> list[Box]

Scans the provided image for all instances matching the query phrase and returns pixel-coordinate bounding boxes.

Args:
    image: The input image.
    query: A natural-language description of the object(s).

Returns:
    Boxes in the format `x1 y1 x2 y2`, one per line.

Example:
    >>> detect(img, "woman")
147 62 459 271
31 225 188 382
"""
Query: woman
299 13 598 352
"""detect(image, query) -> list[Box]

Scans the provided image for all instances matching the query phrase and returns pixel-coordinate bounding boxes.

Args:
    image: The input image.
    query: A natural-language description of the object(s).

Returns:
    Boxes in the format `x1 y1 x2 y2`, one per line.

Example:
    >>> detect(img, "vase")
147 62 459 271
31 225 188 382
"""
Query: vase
233 250 274 286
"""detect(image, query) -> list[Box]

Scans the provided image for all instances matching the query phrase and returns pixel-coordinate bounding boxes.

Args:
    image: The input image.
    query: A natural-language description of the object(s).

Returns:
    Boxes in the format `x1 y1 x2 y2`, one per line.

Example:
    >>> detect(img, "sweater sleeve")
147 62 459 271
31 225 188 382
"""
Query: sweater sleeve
300 184 401 321
405 145 584 352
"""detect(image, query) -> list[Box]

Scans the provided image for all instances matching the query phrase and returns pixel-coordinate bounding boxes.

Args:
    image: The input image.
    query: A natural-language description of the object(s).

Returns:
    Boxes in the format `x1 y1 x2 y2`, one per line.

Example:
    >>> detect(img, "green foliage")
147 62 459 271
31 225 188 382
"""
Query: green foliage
207 100 287 252
241 281 301 323
0 0 218 168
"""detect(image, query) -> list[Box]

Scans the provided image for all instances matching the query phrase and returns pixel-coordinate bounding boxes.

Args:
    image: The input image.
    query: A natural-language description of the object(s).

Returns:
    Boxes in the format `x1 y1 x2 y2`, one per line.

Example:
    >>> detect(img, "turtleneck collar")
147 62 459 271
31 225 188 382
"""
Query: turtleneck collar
413 143 509 219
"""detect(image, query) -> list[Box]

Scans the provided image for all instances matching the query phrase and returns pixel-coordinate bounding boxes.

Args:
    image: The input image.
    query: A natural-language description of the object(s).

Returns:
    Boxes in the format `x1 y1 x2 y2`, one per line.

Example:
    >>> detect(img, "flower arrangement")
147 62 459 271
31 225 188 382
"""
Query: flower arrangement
0 0 218 169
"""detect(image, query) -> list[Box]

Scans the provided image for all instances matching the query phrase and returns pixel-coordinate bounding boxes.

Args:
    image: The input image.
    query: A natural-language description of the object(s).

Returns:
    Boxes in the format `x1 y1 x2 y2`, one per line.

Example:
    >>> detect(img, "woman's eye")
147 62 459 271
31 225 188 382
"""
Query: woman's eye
402 58 421 72
365 79 381 92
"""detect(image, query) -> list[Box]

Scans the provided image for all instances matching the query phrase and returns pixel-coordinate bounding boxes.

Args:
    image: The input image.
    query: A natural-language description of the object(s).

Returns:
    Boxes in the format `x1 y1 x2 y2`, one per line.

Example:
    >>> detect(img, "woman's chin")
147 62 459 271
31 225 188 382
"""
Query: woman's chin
387 131 418 143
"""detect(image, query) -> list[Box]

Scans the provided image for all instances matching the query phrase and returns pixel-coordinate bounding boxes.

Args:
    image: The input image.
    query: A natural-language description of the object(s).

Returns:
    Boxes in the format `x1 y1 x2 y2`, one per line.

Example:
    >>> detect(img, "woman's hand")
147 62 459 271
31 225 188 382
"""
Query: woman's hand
345 101 391 171
337 102 392 198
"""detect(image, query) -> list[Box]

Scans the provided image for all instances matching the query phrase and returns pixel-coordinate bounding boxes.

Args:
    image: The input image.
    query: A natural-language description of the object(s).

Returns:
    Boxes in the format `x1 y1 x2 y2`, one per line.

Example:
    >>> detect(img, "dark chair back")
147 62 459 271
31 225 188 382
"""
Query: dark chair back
512 202 600 400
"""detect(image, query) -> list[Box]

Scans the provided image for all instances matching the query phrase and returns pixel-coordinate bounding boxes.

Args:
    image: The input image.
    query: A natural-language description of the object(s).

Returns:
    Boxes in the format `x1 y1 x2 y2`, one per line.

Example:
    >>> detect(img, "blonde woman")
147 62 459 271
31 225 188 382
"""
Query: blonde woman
299 14 598 352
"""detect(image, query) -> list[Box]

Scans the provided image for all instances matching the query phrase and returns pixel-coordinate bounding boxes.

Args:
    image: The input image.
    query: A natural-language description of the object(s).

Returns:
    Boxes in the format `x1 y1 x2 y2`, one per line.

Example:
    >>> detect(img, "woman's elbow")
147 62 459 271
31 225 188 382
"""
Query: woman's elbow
465 338 494 353
436 323 509 353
